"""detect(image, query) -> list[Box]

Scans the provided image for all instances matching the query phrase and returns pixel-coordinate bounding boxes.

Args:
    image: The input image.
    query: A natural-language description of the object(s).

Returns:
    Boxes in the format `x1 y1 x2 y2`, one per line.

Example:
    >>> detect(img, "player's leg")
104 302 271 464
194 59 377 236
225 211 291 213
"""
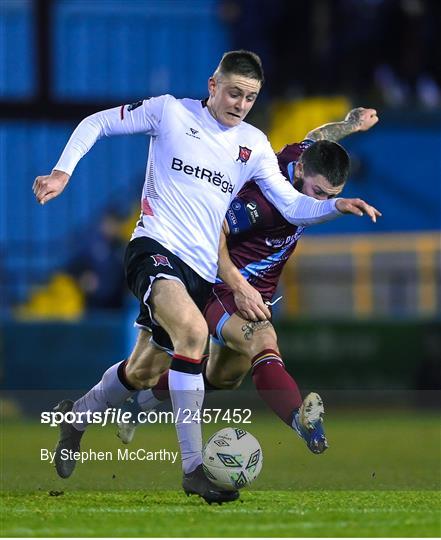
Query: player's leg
148 278 238 503
216 312 328 454
125 330 170 388
71 328 168 426
212 312 303 423
205 339 249 390
116 285 223 445
118 354 209 445
53 237 192 479
127 289 241 423
219 313 302 421
120 286 174 426
123 236 212 478
116 289 245 443
54 327 161 478
204 289 304 427
146 278 208 473
116 328 172 444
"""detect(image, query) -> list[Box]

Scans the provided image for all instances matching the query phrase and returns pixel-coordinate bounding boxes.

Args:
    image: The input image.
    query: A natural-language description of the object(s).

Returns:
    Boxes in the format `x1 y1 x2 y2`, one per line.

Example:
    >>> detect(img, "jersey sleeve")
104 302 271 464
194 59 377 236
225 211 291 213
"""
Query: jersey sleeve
54 95 171 175
225 195 267 235
252 137 343 226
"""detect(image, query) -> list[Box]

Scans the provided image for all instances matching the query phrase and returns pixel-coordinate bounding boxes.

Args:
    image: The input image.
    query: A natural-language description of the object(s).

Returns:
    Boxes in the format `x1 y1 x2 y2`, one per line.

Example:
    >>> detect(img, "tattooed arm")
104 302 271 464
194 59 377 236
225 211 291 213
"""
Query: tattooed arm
306 107 379 142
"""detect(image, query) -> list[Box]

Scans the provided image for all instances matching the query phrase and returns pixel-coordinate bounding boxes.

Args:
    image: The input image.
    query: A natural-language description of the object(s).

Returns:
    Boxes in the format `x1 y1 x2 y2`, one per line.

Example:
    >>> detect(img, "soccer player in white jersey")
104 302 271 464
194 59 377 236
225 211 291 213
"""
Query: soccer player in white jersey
33 50 380 504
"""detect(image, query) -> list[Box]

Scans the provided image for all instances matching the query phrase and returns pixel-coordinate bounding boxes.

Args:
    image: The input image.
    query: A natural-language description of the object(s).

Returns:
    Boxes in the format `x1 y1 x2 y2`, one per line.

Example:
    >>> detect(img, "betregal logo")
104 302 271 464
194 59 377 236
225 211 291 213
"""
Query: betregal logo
171 157 234 194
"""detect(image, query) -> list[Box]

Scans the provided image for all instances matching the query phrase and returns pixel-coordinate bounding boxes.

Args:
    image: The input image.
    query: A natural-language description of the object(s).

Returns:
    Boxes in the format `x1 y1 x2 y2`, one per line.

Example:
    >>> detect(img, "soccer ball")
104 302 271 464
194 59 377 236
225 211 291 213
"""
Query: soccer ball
202 427 263 490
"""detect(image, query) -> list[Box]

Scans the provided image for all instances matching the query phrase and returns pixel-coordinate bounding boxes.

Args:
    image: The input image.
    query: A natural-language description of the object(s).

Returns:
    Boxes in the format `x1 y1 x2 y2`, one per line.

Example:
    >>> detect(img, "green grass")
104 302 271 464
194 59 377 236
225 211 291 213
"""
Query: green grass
1 410 440 536
1 490 440 537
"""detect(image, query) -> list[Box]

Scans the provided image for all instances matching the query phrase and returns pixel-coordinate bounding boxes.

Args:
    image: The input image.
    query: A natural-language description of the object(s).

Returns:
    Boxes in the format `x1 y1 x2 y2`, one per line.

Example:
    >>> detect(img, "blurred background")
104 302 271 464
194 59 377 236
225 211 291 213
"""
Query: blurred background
0 0 440 405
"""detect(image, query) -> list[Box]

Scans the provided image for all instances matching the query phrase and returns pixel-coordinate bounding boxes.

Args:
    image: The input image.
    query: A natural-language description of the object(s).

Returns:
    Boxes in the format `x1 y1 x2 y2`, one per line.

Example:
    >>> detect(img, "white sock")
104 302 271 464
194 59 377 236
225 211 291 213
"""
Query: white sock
72 361 134 431
137 389 163 411
169 365 204 474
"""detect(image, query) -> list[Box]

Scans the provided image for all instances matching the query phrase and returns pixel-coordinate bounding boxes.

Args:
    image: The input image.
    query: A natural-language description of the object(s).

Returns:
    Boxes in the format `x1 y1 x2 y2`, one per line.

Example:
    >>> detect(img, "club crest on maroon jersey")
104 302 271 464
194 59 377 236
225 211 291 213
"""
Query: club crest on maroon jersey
237 146 252 163
151 254 173 269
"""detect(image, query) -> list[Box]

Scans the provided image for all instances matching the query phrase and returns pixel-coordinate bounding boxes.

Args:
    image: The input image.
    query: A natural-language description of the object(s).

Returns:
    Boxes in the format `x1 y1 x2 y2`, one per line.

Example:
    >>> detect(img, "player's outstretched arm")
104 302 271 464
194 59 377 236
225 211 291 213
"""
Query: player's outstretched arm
306 107 379 142
33 170 70 205
217 222 270 321
335 198 382 222
33 97 168 205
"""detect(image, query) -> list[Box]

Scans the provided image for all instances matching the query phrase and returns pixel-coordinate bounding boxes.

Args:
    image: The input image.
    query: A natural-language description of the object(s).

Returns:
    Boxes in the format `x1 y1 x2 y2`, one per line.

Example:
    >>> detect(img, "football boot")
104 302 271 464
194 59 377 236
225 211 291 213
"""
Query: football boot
182 464 240 505
292 392 329 454
53 399 84 478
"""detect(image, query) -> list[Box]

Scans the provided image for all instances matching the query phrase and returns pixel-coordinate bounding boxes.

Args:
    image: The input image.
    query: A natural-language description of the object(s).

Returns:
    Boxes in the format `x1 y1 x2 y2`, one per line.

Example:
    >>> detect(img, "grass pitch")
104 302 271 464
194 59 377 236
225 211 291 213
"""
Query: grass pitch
2 490 439 537
1 408 440 537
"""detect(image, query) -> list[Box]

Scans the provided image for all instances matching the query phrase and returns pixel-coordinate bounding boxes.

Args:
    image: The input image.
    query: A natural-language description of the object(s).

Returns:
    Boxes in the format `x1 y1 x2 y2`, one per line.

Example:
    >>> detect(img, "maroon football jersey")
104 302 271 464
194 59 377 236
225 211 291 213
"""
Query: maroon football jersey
214 140 314 300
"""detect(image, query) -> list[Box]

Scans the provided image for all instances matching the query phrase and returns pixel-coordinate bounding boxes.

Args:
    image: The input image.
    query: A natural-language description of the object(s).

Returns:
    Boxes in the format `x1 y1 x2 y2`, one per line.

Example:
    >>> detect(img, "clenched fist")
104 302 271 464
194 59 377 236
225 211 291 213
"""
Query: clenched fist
345 107 379 132
33 170 70 205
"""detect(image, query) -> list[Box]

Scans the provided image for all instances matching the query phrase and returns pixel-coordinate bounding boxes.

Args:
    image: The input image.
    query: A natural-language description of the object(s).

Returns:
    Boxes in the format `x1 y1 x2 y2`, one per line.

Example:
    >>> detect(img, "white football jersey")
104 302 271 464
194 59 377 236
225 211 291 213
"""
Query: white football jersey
54 95 341 282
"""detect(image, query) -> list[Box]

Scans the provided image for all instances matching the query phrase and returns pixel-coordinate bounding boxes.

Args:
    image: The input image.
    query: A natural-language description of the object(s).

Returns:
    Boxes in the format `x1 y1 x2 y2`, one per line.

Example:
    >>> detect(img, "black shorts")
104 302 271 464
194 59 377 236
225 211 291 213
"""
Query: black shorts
124 236 213 351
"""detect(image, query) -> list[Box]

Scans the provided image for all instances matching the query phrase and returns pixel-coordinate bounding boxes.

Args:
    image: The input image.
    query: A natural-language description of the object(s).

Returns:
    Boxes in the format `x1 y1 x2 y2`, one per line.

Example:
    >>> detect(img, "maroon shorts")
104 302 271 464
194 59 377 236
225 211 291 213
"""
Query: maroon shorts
203 285 239 346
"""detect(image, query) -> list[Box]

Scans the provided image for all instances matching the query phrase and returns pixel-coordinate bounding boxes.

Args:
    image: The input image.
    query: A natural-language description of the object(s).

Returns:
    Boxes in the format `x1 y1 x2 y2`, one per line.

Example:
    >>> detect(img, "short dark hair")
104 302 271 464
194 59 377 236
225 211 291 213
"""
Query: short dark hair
215 50 264 83
301 140 350 187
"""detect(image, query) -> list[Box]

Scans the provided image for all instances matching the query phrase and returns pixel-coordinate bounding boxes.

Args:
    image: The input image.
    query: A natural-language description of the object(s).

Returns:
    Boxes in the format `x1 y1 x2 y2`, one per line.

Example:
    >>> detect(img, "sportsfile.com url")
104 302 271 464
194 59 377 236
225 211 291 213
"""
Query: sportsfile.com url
40 408 252 428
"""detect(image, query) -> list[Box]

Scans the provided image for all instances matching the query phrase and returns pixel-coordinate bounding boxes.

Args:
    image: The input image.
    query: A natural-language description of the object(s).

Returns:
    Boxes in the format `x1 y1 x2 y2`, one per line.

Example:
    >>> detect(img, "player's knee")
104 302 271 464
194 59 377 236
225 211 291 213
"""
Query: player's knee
218 376 244 390
137 372 162 390
250 333 279 357
125 349 168 389
173 317 208 353
209 368 248 390
126 363 162 390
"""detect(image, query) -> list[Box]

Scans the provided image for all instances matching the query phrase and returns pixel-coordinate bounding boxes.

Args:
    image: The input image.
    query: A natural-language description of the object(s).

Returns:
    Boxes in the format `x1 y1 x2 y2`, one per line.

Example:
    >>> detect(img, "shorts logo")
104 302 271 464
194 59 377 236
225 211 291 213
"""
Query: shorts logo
237 146 252 164
151 254 173 269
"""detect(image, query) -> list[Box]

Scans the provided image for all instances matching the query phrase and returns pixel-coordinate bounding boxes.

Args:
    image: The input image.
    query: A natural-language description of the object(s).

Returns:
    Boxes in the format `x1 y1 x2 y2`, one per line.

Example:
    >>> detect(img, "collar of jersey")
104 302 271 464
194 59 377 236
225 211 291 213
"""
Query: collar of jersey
287 160 297 184
201 98 239 132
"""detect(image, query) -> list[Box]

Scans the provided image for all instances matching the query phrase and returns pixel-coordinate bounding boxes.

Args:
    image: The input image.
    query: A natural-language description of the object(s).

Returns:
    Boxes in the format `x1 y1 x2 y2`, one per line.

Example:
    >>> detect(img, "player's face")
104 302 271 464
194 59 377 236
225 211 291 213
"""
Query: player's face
294 164 344 199
207 75 261 127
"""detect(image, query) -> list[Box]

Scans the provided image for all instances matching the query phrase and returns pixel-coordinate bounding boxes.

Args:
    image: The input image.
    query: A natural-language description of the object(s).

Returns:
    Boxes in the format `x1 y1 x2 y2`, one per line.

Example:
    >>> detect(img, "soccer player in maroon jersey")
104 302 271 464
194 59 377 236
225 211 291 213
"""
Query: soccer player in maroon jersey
118 107 379 452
